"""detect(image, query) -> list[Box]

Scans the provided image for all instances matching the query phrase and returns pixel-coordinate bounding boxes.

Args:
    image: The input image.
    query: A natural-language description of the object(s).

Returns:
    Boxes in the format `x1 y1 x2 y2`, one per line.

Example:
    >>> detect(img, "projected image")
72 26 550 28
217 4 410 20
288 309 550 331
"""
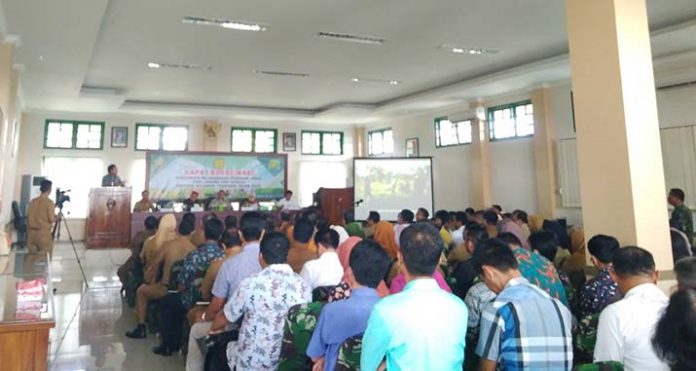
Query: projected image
354 158 433 221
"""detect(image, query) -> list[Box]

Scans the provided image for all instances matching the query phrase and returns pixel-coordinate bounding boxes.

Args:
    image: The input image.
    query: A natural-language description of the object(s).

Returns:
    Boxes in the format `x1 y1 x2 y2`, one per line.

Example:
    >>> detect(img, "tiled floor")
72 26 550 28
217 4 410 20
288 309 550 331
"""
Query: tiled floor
49 242 184 371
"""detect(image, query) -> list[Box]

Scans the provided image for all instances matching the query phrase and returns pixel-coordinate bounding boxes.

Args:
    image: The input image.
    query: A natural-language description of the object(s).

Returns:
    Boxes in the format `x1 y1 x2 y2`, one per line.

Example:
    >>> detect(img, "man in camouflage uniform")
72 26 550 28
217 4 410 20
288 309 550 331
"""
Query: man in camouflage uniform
669 188 694 243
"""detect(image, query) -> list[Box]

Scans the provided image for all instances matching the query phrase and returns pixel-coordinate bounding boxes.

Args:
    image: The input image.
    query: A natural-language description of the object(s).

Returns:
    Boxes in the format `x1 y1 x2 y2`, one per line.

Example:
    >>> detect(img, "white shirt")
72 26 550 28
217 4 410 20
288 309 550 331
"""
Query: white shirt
277 197 300 210
299 251 344 289
594 283 669 371
394 223 410 246
451 225 466 247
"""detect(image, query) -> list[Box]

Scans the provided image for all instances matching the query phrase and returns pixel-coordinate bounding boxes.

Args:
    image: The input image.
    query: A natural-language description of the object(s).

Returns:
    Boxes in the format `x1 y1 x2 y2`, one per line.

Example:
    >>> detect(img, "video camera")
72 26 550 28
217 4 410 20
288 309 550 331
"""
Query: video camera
56 188 71 209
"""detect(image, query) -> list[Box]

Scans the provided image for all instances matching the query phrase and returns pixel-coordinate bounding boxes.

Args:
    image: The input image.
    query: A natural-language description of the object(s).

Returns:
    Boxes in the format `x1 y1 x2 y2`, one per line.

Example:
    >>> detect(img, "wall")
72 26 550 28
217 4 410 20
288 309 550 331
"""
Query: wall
16 111 355 239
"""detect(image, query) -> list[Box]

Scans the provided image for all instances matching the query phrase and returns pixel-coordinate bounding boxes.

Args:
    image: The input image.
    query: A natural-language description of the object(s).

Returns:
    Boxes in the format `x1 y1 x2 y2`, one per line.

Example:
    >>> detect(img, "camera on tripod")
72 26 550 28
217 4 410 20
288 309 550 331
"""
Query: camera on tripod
55 188 71 209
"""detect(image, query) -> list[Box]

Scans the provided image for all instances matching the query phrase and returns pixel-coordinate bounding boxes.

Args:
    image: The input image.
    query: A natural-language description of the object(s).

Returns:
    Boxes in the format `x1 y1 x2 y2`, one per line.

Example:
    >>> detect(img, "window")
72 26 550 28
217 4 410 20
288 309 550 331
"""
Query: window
301 131 344 155
487 100 534 140
44 120 104 149
434 117 472 147
231 128 277 153
368 128 394 156
135 124 188 151
42 157 104 218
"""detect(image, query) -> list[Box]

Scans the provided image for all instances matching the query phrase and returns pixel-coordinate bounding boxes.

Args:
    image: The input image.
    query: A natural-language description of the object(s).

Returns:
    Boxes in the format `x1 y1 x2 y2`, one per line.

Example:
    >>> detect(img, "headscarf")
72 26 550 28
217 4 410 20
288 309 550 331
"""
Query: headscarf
374 221 399 259
337 236 389 297
153 214 178 249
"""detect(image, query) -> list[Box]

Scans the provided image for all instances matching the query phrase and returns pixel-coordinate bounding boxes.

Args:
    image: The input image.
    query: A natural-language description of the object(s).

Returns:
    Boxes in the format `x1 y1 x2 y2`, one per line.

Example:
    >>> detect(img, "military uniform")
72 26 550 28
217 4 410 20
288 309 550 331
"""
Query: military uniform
27 194 56 257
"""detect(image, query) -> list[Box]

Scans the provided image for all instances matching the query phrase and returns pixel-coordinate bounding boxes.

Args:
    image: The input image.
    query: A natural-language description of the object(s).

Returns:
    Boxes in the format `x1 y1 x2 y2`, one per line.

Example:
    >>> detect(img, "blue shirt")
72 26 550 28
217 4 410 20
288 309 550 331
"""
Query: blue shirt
211 241 262 300
307 287 380 371
477 277 573 370
361 278 468 371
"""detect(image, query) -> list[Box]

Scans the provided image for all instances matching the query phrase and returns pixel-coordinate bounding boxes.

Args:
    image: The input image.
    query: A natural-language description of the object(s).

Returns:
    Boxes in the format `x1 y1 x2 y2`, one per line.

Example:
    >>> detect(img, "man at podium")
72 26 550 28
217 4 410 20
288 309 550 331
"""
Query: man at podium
102 164 124 187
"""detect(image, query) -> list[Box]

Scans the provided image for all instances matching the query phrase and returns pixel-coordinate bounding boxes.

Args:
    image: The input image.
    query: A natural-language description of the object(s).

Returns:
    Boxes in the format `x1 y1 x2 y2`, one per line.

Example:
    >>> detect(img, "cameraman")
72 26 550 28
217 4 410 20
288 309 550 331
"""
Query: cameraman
27 179 57 257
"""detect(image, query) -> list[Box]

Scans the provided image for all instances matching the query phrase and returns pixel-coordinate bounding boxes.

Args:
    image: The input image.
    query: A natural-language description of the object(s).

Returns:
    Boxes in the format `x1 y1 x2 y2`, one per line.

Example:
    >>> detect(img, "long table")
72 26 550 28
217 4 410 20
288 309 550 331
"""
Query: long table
131 211 286 240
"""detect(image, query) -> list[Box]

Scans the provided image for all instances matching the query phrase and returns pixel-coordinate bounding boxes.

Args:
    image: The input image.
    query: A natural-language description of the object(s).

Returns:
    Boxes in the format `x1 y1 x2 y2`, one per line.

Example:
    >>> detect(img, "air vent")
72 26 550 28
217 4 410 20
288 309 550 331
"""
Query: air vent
182 16 268 32
253 69 310 78
316 31 385 45
148 62 212 70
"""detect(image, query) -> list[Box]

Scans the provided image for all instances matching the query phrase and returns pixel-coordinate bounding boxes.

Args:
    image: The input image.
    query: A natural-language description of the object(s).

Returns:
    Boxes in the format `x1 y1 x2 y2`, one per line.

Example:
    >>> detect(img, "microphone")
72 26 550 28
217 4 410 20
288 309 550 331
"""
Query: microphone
355 199 364 206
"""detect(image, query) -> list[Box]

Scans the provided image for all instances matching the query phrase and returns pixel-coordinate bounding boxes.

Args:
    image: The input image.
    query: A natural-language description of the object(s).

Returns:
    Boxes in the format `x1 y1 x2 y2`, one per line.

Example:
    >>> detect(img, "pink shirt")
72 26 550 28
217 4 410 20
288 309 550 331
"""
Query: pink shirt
389 270 451 294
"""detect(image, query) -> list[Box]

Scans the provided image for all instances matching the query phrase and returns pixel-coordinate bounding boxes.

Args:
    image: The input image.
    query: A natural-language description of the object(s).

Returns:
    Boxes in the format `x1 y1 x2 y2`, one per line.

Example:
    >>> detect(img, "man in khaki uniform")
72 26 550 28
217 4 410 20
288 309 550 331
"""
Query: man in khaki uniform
27 179 56 257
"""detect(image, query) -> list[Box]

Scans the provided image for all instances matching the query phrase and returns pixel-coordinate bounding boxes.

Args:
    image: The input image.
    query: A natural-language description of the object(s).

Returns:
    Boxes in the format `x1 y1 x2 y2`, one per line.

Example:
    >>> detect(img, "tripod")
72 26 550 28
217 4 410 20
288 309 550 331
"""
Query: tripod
53 208 89 288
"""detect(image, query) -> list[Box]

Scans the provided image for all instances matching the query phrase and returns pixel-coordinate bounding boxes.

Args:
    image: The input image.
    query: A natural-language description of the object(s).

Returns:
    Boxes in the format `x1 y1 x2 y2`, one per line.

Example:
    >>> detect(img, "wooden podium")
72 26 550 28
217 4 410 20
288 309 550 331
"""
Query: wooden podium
314 187 354 226
85 187 132 248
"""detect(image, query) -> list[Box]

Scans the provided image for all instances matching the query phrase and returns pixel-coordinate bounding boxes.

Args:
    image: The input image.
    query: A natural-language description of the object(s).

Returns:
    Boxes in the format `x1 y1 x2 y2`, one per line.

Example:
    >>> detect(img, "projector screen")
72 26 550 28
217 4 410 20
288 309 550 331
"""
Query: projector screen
354 158 433 221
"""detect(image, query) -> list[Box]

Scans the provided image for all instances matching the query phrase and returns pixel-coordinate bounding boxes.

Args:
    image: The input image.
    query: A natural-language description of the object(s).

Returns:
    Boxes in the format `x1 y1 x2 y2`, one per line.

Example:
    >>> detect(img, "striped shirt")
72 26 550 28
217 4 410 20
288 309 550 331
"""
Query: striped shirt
477 277 573 370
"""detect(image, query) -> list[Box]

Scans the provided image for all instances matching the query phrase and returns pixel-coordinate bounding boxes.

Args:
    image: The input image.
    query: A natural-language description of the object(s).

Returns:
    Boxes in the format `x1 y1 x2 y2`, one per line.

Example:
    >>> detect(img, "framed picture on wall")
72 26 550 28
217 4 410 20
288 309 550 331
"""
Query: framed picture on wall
283 132 297 152
111 126 128 148
406 137 419 157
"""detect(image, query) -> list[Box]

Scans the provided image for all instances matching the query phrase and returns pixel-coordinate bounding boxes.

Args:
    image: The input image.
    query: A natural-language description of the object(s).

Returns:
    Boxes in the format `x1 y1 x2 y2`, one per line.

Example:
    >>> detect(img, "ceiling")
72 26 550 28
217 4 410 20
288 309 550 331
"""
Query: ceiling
2 0 696 124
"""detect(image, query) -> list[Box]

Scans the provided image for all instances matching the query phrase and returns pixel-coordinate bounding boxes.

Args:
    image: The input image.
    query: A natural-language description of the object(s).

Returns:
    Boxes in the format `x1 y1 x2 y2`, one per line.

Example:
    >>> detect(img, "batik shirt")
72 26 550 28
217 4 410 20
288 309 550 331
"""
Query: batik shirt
577 266 621 318
176 242 223 309
513 247 568 306
224 264 312 371
177 242 223 309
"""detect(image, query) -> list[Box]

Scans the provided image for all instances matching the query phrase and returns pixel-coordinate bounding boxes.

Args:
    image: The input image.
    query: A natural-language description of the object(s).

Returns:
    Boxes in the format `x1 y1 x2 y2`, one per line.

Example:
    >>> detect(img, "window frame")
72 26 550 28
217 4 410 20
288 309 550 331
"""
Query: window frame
367 128 394 156
301 130 344 156
43 120 105 150
230 127 278 153
434 117 473 148
135 123 189 152
487 100 535 141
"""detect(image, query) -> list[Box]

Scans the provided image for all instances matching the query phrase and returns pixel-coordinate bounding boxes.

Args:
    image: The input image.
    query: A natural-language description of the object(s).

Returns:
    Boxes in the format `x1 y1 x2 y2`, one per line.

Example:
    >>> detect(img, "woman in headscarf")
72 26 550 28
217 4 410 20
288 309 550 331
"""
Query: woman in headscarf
140 214 178 280
329 237 390 301
372 218 400 259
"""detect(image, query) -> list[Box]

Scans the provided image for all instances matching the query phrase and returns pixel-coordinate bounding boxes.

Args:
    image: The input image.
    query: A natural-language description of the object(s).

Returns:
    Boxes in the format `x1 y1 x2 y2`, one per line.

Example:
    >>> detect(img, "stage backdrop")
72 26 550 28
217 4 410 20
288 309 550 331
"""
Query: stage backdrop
146 151 287 200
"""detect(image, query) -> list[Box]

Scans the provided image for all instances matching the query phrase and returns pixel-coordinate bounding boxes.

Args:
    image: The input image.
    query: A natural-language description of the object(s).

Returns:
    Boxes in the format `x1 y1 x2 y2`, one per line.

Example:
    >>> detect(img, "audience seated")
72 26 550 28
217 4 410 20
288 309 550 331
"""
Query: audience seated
415 207 429 222
118 215 158 301
190 213 218 247
367 211 399 259
675 256 696 289
300 228 343 290
307 240 392 371
278 301 327 371
434 209 455 249
529 231 575 305
330 237 390 301
450 224 489 298
343 209 365 238
209 231 312 370
361 223 468 371
393 209 413 248
155 218 224 356
450 212 467 248
288 218 319 273
511 210 531 243
125 218 196 339
594 246 669 370
482 210 499 238
652 287 696 371
186 212 264 371
140 214 178 272
472 238 573 370
498 232 568 306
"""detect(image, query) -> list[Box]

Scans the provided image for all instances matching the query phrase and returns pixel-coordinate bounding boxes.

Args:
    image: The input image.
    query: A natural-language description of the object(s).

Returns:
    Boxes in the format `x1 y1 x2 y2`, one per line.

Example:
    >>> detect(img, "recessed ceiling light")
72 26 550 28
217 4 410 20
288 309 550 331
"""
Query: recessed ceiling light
182 16 268 32
440 44 499 55
351 77 401 85
317 31 385 45
253 69 310 78
147 62 212 70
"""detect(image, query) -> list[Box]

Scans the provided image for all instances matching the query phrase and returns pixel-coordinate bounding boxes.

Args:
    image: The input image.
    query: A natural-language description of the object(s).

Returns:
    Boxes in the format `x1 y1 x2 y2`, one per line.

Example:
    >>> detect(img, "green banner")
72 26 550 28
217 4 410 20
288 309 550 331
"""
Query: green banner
146 152 287 200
